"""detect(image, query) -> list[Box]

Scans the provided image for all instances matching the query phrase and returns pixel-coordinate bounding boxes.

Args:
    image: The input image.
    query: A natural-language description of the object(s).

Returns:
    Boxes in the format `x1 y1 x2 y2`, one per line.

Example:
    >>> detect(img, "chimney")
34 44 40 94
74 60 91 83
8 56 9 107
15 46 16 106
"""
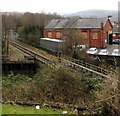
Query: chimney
101 21 104 28
108 15 112 19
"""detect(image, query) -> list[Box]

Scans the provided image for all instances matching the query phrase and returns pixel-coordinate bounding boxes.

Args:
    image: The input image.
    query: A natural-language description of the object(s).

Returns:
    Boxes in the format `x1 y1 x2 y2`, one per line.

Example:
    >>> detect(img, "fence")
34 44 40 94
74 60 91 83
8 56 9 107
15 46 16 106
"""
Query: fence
61 56 117 78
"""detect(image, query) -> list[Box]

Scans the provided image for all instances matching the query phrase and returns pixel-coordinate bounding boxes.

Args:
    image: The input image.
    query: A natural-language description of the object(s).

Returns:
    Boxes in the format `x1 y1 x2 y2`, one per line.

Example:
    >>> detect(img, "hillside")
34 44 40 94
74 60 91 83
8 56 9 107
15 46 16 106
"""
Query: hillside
64 9 118 21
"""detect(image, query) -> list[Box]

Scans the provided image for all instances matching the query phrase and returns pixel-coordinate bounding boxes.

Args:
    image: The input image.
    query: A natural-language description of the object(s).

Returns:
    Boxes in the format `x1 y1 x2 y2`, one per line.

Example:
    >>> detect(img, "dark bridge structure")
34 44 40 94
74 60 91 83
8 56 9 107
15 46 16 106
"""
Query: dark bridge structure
2 61 36 76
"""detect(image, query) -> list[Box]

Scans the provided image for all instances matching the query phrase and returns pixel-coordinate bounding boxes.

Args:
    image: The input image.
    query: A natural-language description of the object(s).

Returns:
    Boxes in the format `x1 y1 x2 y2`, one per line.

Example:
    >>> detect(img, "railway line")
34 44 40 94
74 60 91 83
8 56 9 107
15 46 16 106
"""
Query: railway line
9 40 118 79
9 41 53 65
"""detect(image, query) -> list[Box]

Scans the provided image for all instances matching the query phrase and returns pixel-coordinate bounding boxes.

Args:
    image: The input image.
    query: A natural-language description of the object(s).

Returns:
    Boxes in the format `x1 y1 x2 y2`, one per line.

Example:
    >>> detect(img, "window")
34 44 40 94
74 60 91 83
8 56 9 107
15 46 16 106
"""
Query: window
82 31 87 32
48 32 52 38
81 32 87 39
56 32 61 39
92 31 99 33
92 32 98 39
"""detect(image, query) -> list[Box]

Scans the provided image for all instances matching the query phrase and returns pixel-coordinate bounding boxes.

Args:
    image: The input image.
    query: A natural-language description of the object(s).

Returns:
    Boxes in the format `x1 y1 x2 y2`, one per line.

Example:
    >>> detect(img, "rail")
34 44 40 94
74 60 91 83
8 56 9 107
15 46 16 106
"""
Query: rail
61 56 117 77
9 41 54 65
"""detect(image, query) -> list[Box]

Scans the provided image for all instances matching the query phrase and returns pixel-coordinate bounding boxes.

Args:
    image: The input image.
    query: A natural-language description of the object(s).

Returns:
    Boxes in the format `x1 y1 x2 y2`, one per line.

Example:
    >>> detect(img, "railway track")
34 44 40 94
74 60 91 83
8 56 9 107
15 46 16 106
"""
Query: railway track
9 41 53 65
9 40 117 78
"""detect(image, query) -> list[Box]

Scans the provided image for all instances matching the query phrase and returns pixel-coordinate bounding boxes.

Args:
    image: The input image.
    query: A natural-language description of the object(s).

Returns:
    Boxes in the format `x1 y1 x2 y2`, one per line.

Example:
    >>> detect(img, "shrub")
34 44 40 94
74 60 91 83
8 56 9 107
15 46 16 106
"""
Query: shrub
34 64 104 104
2 73 44 102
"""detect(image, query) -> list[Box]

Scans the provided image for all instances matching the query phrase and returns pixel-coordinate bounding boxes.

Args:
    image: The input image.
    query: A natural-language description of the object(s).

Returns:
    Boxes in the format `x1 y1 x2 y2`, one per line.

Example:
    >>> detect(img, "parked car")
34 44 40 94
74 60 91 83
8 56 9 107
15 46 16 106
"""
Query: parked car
87 47 97 54
98 49 109 55
112 39 120 44
112 49 120 56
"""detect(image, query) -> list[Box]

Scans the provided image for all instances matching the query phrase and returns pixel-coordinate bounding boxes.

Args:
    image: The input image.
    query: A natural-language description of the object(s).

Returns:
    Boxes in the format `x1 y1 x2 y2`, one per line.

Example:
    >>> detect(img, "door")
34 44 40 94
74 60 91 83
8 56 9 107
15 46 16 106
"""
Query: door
108 33 113 45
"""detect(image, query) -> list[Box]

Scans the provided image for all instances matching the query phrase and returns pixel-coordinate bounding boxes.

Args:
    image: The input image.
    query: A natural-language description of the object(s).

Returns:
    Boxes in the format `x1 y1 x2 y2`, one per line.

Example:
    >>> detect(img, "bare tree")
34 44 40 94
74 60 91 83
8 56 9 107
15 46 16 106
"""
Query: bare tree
63 29 85 57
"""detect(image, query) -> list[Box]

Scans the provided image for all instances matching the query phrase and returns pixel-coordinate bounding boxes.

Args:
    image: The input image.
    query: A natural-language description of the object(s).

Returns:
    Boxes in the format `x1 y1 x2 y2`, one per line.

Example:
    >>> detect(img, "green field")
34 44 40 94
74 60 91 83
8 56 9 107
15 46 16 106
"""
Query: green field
2 104 63 114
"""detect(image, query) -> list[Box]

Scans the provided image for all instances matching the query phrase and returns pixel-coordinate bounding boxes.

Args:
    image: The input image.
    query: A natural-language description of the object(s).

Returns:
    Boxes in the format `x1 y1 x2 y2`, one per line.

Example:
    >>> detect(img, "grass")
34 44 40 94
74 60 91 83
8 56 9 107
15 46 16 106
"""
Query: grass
2 104 63 114
9 45 25 60
0 103 2 115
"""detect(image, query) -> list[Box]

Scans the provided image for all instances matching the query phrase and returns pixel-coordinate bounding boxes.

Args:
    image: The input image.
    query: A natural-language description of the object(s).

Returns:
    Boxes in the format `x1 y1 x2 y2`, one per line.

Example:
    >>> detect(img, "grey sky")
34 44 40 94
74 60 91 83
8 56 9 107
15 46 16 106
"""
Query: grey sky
0 0 119 14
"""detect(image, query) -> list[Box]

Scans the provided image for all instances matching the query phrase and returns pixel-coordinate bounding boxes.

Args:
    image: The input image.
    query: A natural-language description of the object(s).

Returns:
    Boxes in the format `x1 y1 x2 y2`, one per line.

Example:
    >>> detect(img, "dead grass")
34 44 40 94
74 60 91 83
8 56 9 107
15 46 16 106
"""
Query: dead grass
9 45 25 61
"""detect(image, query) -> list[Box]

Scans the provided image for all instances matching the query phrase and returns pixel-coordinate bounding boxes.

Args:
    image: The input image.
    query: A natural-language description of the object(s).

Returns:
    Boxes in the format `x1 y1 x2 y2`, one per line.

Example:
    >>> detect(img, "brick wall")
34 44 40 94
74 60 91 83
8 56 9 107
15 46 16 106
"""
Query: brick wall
44 19 113 48
102 19 113 47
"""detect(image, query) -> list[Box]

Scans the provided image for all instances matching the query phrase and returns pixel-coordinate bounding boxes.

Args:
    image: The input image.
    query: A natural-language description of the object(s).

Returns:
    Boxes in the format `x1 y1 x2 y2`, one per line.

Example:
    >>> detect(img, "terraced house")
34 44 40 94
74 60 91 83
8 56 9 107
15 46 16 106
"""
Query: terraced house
44 17 113 48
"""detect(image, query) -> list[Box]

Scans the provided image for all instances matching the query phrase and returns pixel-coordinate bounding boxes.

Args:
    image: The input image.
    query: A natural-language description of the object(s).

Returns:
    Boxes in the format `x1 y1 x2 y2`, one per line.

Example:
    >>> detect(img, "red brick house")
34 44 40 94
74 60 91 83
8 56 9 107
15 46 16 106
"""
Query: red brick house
44 18 113 48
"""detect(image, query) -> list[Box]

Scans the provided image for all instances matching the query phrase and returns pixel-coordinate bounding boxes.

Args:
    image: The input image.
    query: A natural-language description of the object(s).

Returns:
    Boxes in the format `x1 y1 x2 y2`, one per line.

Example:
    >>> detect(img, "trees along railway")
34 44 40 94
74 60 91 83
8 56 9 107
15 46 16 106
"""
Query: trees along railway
9 40 118 79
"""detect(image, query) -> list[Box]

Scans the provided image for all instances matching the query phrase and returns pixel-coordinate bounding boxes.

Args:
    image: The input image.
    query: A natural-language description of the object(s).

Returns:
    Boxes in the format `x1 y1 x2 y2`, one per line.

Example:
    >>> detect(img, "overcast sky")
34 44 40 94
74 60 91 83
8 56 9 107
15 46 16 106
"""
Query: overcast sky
0 0 119 14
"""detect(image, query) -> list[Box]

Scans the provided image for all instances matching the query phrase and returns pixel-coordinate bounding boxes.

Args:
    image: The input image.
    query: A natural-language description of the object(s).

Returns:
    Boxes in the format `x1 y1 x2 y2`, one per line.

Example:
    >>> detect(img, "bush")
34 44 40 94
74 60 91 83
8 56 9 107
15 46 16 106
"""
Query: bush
3 72 31 87
3 65 104 104
2 64 118 115
34 65 104 104
3 65 118 115
3 66 107 105
81 76 103 94
2 72 44 103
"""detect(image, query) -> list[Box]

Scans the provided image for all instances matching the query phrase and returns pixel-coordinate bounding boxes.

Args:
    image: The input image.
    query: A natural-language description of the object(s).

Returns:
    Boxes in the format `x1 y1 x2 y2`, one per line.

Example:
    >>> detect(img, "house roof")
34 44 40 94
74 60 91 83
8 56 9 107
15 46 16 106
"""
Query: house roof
113 23 119 33
45 18 109 29
45 19 60 28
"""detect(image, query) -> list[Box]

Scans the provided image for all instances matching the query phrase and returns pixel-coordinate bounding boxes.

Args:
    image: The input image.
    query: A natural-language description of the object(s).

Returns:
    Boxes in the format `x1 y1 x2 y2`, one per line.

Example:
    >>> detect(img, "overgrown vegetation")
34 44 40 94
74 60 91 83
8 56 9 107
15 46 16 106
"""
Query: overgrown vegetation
2 64 119 115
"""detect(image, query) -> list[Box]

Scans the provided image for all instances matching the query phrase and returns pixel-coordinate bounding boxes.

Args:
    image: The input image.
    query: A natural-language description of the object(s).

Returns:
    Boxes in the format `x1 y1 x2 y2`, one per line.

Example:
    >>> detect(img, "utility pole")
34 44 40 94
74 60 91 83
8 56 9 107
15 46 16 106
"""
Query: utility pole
6 36 9 55
4 31 9 56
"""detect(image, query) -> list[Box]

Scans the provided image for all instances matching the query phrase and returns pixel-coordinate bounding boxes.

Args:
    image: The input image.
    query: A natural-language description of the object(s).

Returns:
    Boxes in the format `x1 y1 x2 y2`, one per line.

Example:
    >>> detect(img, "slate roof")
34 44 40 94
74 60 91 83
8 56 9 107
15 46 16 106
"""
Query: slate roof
45 18 108 29
113 23 119 33
45 19 59 29
53 19 69 28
